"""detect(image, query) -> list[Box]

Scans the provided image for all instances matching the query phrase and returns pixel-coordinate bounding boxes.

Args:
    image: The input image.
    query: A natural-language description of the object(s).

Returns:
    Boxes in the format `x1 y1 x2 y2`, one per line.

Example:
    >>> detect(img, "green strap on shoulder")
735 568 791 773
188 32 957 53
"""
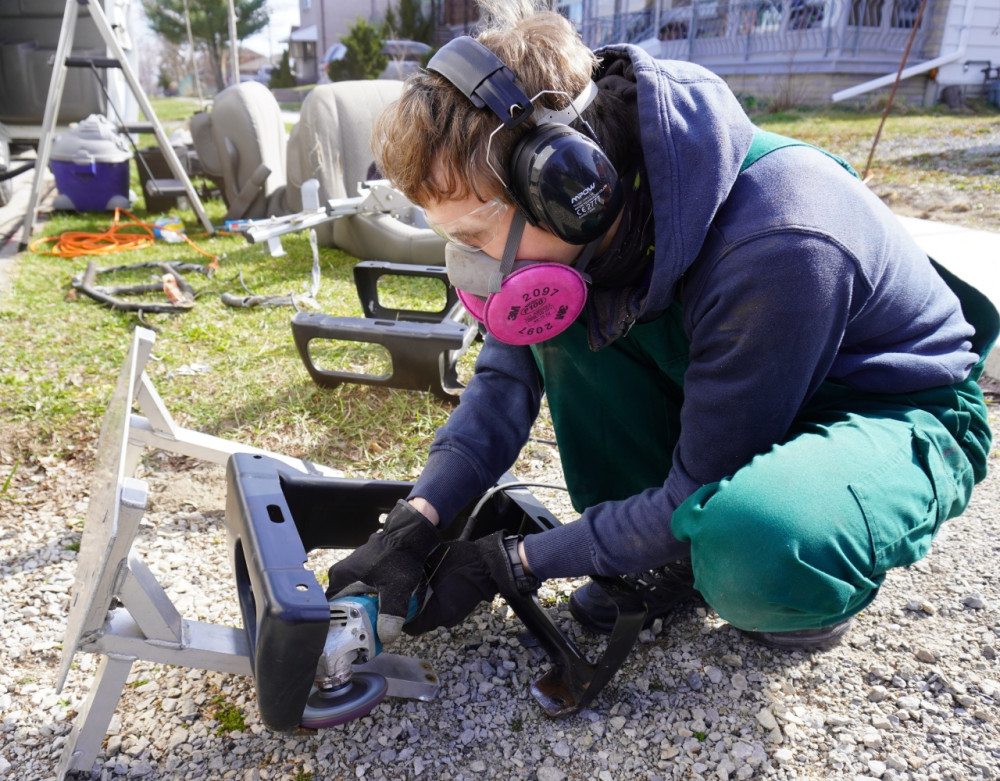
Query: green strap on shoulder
740 128 859 179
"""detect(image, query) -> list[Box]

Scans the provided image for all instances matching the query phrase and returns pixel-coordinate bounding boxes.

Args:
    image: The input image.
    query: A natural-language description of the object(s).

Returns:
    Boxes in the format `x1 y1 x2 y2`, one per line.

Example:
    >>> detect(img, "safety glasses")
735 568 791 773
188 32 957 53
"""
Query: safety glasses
425 198 509 252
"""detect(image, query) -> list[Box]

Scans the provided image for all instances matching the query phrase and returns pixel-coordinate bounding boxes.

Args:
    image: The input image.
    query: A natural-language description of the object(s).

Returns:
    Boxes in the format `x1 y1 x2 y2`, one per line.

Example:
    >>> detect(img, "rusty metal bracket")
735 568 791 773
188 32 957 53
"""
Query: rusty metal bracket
71 260 209 313
503 577 647 717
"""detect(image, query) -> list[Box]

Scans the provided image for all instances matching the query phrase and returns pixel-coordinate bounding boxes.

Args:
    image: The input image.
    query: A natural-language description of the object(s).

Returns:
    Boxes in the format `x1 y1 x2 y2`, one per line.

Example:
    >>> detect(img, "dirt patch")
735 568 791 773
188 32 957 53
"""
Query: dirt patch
138 453 228 518
871 181 1000 233
861 124 1000 233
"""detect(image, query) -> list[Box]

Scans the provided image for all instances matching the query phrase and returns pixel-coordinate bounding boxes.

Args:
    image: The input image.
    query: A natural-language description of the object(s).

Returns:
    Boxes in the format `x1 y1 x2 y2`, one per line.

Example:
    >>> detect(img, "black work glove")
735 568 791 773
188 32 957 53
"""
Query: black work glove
326 499 440 646
403 531 541 636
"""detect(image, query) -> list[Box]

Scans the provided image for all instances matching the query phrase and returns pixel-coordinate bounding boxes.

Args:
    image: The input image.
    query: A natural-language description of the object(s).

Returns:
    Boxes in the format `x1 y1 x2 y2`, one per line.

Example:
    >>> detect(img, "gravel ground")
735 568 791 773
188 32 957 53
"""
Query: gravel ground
1 403 999 781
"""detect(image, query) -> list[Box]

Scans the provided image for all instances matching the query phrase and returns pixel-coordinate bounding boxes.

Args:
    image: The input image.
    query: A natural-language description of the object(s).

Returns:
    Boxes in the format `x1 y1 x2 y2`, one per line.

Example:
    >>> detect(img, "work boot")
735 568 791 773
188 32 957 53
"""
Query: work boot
569 557 703 635
741 618 853 651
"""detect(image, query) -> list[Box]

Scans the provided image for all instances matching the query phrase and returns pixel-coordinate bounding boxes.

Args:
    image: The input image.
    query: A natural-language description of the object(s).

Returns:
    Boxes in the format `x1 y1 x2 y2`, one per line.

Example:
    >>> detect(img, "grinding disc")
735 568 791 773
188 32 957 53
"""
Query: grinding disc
300 672 388 729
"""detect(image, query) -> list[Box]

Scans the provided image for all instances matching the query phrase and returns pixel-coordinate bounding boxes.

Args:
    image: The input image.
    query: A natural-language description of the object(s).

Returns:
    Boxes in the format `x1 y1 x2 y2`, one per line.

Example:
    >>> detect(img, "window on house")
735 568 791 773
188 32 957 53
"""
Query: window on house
557 0 584 25
891 0 922 28
788 0 828 30
849 0 884 27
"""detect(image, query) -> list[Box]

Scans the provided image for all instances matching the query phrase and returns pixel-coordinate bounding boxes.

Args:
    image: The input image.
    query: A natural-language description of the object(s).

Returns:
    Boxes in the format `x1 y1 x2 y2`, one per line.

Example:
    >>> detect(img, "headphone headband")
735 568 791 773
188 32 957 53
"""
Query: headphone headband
534 81 599 126
427 37 533 128
426 34 623 245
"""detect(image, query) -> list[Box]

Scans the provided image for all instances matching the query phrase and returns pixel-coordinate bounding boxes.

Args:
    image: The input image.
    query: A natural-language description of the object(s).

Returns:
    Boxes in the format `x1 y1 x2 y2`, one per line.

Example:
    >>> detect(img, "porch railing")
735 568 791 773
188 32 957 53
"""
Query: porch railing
582 0 928 64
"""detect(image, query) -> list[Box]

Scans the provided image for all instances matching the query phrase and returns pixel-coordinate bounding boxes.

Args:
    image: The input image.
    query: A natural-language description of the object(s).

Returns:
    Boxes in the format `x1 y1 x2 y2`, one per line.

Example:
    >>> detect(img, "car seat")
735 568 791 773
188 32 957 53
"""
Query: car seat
285 79 444 265
190 80 288 221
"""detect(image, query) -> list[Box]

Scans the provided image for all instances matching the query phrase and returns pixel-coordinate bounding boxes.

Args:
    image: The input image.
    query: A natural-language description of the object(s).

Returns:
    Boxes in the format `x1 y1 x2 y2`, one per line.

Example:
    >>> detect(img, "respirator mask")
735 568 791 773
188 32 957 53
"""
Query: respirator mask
444 211 600 346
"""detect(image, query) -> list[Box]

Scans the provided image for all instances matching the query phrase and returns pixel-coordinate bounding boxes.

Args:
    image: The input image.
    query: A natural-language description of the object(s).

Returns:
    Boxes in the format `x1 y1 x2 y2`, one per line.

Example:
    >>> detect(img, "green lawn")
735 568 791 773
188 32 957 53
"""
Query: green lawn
3 195 462 480
754 106 1000 218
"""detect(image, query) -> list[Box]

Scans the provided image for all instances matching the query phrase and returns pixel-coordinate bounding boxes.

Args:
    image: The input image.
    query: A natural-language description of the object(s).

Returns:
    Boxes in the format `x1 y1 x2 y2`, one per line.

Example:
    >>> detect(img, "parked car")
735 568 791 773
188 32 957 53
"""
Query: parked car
379 39 432 80
319 39 431 82
318 43 347 83
240 64 276 85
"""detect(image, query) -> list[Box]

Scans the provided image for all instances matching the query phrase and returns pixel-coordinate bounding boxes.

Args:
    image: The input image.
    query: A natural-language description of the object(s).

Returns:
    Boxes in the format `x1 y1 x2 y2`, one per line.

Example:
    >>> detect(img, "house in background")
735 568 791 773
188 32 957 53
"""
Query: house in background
238 46 274 83
290 0 481 83
831 0 1000 105
284 0 997 105
285 23 317 84
562 0 1000 106
290 0 408 83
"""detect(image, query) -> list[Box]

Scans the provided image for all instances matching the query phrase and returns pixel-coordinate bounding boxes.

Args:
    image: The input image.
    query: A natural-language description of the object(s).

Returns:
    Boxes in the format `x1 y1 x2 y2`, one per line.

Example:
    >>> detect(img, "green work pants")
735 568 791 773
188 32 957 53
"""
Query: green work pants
672 375 990 631
535 263 997 632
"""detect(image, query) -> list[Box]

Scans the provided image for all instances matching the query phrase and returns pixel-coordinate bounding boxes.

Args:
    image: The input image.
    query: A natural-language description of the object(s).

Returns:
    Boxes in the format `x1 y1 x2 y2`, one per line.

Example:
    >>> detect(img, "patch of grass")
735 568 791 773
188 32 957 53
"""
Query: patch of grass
2 191 463 478
755 108 1000 229
755 108 999 185
211 695 247 735
132 97 209 149
1 459 18 496
146 97 205 123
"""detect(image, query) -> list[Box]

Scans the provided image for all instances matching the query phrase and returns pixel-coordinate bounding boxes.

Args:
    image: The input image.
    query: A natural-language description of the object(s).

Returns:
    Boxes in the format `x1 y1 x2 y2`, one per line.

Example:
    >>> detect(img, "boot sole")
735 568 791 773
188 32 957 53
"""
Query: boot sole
569 591 701 636
741 618 853 651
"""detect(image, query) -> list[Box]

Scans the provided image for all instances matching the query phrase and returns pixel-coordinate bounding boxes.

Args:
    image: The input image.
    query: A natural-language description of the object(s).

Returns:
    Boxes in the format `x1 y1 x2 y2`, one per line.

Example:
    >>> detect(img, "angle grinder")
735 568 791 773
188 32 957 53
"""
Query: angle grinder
301 593 417 729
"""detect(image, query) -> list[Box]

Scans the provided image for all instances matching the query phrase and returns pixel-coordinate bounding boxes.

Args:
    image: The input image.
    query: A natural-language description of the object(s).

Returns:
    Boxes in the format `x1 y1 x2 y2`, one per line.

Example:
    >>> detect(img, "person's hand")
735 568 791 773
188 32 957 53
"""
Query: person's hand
326 499 440 646
404 532 541 635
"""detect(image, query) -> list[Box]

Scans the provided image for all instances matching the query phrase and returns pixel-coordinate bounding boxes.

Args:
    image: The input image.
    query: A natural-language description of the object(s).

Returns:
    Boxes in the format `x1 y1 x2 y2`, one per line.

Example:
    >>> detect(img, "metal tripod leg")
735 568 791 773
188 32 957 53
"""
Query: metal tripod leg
55 654 134 777
18 0 214 249
18 0 77 249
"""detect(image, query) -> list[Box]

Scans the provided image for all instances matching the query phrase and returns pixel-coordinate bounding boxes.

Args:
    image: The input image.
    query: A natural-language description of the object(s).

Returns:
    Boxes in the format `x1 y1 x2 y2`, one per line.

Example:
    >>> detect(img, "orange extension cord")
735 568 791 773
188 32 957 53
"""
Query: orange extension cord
29 208 220 269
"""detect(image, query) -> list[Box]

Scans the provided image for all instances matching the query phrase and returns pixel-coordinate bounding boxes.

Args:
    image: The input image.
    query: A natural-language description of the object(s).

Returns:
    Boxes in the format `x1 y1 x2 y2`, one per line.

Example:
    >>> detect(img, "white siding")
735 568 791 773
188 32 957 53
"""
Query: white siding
933 0 1000 88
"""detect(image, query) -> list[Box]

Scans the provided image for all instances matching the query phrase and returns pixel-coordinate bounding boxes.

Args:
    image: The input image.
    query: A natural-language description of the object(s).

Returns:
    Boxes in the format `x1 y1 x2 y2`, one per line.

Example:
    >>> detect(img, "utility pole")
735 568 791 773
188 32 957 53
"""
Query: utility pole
319 0 327 78
182 0 205 101
227 0 240 85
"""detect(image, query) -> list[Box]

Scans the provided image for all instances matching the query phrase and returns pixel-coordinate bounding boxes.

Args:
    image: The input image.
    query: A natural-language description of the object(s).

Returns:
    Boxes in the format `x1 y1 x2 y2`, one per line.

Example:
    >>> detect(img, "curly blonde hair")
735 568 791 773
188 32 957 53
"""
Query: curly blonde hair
372 0 599 207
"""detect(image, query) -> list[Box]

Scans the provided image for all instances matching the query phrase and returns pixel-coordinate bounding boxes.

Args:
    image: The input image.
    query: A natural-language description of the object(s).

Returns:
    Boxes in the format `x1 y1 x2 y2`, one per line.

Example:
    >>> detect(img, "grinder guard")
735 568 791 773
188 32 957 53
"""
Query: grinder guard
224 452 646 730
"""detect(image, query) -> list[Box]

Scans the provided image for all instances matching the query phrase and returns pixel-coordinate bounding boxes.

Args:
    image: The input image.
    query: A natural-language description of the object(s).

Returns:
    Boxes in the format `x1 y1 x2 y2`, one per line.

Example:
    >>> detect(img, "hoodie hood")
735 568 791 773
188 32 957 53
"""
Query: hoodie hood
596 45 756 314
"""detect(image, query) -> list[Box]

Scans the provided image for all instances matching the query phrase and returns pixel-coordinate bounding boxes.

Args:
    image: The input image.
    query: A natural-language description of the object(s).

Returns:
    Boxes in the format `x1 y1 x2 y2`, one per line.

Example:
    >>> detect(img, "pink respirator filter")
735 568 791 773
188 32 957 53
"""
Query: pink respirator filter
457 263 587 346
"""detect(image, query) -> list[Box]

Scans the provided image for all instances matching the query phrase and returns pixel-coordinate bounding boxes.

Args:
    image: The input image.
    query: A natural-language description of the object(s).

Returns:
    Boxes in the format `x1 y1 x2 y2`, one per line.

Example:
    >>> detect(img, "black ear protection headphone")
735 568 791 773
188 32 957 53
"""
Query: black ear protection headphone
427 36 623 245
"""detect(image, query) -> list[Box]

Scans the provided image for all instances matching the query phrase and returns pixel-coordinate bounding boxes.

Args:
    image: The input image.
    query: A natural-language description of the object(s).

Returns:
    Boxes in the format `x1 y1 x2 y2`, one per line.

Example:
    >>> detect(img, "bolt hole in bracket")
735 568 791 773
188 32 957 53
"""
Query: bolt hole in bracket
224 453 646 728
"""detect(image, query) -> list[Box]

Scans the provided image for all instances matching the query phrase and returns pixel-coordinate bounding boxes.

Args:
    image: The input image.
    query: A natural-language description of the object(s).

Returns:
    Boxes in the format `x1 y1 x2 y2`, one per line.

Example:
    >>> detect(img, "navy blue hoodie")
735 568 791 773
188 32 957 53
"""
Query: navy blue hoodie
411 46 976 579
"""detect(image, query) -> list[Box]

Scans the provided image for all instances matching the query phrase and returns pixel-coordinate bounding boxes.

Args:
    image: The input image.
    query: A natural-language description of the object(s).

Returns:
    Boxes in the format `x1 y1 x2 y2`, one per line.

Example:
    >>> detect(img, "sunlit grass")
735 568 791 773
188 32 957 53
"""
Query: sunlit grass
1 192 462 478
755 107 1000 198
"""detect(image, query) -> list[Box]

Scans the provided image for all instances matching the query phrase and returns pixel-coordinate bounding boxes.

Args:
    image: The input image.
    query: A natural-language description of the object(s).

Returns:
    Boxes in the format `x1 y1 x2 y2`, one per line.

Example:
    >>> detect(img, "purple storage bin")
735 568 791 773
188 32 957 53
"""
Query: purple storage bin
50 114 132 211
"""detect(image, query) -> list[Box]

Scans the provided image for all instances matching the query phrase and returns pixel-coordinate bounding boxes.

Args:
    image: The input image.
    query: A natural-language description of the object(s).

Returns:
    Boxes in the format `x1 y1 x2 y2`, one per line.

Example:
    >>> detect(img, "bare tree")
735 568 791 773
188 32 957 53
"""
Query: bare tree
141 0 267 92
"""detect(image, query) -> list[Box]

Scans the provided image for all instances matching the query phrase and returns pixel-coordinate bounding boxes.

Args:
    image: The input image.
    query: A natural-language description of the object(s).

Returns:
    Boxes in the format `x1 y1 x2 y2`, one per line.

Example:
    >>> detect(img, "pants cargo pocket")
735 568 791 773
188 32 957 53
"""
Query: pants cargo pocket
849 424 970 578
